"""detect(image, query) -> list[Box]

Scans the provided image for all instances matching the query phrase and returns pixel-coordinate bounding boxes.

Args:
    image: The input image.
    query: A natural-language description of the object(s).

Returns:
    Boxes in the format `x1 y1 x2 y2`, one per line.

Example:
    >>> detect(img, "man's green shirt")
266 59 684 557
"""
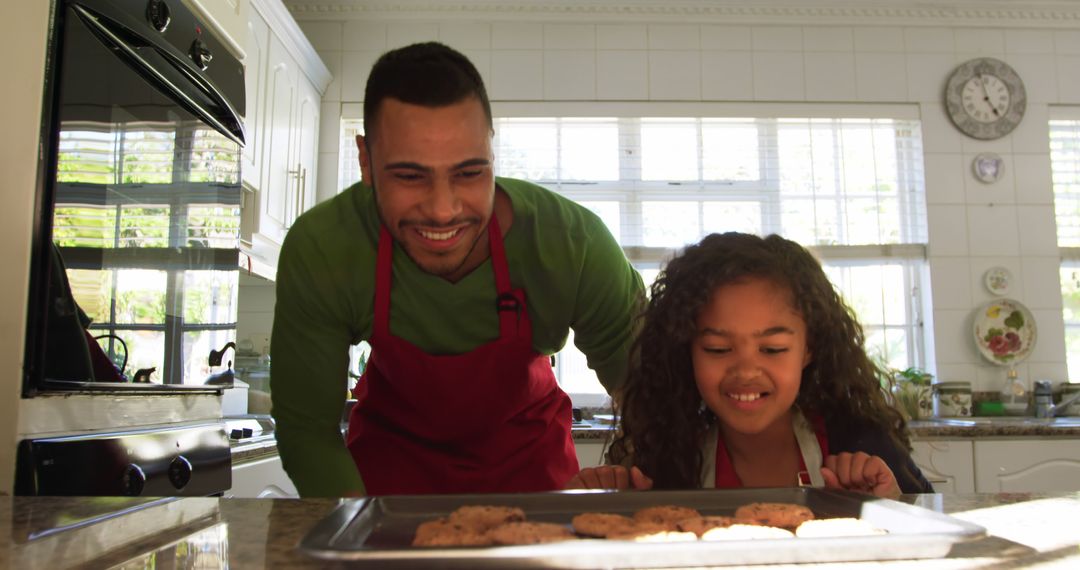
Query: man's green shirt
270 177 644 497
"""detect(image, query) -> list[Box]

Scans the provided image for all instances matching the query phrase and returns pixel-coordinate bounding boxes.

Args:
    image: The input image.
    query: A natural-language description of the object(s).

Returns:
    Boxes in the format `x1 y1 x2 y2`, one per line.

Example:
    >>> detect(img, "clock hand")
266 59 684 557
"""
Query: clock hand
978 75 1002 117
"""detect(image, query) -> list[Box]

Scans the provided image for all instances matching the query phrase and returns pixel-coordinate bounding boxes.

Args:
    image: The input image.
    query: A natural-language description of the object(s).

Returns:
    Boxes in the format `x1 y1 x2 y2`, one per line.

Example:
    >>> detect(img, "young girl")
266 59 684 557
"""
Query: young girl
567 233 932 498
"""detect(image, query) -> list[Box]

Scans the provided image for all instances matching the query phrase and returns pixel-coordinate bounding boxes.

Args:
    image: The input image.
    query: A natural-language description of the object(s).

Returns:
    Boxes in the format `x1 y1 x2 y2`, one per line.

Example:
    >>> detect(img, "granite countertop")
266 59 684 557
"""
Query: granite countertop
5 492 1080 568
571 417 1080 442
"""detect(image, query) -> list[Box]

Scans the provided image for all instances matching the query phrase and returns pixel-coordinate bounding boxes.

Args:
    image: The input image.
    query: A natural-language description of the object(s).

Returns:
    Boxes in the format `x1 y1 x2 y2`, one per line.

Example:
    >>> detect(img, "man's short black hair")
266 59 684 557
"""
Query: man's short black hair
363 42 493 144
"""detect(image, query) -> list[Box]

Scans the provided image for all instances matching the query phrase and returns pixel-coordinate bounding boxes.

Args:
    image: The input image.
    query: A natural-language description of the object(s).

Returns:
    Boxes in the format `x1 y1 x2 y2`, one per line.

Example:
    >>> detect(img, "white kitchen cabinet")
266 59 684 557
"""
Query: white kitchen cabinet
974 440 1080 493
240 0 331 280
911 440 975 493
574 441 606 469
182 0 249 59
228 454 299 498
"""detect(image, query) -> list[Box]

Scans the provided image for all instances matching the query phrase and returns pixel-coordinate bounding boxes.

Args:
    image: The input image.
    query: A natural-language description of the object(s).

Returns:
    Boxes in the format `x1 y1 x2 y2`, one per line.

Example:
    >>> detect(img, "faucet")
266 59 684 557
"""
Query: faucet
1032 380 1080 418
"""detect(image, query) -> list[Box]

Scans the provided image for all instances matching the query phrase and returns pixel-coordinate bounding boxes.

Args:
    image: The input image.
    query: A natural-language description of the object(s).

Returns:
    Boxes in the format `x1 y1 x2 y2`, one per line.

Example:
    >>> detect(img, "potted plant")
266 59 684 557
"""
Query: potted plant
891 367 933 421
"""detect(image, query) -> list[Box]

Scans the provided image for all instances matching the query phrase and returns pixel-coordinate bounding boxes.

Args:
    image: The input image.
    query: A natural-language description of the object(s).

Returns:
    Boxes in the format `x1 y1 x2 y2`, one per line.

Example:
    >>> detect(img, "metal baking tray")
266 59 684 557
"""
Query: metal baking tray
299 487 986 568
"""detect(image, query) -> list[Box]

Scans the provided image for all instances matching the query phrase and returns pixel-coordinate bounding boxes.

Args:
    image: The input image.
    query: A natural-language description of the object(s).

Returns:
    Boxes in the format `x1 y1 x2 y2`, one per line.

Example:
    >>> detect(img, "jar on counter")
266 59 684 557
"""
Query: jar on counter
933 381 973 417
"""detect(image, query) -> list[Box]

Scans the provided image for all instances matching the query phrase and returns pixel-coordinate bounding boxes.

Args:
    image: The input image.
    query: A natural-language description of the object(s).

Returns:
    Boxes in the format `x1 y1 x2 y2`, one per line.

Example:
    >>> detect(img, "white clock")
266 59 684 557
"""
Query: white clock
945 57 1026 140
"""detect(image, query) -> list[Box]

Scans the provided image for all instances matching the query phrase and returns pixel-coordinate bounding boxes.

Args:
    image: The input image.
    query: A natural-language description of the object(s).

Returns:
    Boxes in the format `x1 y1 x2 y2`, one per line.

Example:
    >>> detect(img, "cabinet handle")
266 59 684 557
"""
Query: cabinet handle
284 166 301 229
294 166 306 223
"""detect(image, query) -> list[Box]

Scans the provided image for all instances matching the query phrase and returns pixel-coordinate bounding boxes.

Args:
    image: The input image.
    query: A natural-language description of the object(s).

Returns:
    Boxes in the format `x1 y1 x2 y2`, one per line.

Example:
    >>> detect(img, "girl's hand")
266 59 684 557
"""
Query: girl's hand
564 465 653 491
820 452 901 499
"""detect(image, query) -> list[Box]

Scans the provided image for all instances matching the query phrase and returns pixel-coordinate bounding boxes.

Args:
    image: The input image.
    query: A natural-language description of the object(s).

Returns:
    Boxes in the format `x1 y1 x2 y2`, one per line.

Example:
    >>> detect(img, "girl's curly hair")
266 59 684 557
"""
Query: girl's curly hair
606 232 909 488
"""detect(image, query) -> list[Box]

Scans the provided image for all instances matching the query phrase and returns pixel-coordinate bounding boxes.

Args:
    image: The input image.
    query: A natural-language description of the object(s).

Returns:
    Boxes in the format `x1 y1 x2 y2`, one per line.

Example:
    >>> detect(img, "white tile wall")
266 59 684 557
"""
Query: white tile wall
803 27 853 52
930 257 973 309
439 22 492 50
598 50 648 100
804 52 856 101
597 24 647 50
544 51 596 100
545 24 596 50
648 25 700 50
701 51 753 100
492 23 543 49
751 26 803 52
853 27 904 53
649 51 701 100
1013 154 1054 205
701 26 751 51
967 204 1021 257
387 23 439 48
854 52 908 102
342 21 387 51
752 51 804 100
490 50 544 100
923 153 966 205
288 12 1078 389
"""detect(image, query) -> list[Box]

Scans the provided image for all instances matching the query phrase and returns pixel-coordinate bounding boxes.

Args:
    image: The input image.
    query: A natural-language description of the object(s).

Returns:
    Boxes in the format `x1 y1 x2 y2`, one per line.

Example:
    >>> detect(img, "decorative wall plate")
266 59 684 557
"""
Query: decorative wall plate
983 266 1012 295
973 298 1036 365
972 153 1005 184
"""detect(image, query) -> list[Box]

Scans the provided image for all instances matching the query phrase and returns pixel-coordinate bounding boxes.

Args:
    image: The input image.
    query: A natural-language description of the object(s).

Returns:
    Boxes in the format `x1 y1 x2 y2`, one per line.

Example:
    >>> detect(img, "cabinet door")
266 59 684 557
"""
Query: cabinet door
911 440 975 493
241 8 270 193
259 35 298 245
574 441 606 469
229 455 299 498
291 76 321 220
974 440 1080 492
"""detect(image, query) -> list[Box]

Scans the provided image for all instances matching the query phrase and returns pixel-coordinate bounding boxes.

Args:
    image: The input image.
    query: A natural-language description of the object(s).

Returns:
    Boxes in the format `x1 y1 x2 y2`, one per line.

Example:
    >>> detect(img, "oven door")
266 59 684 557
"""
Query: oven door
26 0 246 394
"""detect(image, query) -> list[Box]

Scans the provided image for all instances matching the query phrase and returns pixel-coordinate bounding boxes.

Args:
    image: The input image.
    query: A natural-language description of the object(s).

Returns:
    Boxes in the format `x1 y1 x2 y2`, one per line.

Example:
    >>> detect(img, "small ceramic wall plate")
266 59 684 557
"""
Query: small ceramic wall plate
973 298 1037 365
983 266 1012 295
973 152 1005 184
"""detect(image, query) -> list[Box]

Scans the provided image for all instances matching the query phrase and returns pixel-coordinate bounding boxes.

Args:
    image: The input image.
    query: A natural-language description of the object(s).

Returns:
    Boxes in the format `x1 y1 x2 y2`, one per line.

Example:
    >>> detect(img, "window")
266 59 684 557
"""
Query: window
340 112 930 405
1051 118 1080 381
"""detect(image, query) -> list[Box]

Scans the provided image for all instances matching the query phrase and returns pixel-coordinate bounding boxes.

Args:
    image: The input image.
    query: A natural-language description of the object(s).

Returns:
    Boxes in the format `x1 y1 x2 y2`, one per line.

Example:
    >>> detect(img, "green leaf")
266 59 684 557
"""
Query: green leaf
1004 310 1024 329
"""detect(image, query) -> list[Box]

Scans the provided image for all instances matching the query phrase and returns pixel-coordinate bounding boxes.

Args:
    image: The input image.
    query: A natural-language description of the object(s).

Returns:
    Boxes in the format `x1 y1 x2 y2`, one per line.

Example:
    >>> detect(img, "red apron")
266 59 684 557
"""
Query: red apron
346 217 578 495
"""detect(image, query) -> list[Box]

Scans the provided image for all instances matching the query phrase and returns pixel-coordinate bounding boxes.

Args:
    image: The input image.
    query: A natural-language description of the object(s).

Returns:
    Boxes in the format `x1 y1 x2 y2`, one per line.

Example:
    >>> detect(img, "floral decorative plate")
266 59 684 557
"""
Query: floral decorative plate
973 299 1037 365
983 266 1012 296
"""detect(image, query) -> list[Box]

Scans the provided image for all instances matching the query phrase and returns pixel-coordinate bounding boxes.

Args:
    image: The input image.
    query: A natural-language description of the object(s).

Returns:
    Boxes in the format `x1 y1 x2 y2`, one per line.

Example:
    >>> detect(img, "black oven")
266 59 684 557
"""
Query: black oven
26 0 245 394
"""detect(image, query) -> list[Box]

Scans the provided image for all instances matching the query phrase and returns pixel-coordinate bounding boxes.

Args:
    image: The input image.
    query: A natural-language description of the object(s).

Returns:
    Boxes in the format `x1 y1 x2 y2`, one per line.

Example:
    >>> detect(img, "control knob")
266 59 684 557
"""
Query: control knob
189 38 212 71
145 0 171 33
122 464 147 496
169 455 193 490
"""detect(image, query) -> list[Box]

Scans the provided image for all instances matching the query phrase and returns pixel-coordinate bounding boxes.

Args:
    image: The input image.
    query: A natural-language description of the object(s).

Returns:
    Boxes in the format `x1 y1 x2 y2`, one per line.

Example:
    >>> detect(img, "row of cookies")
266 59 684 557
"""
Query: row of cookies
412 502 883 547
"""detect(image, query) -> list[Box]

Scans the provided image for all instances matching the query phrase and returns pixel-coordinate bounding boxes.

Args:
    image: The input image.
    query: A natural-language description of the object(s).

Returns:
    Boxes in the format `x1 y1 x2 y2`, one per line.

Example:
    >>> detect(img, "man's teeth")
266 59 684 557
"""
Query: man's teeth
419 229 458 241
729 393 764 402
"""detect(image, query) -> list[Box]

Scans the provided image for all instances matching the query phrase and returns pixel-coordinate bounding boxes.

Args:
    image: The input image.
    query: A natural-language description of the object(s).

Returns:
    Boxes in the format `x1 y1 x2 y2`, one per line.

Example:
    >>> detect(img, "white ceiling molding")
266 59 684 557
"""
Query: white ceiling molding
286 0 1080 27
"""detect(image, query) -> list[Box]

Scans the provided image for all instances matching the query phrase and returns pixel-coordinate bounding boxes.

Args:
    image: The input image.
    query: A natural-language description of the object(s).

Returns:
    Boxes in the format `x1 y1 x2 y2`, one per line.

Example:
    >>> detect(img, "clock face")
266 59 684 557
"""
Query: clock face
945 58 1026 140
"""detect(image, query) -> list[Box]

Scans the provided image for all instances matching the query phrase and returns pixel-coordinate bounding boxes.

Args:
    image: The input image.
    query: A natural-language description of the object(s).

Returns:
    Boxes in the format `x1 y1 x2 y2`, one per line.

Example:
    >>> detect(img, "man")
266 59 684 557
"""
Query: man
270 42 644 497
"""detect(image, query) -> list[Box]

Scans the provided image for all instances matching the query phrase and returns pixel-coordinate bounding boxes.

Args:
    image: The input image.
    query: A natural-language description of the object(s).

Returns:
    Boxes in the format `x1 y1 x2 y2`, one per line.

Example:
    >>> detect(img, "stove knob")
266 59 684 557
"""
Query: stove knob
145 0 171 33
123 464 147 496
169 455 193 490
189 38 212 71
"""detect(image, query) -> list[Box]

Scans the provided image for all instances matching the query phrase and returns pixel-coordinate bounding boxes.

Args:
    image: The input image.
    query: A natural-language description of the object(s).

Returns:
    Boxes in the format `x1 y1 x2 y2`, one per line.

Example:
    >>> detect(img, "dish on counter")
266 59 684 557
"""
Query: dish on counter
973 298 1036 365
299 487 985 568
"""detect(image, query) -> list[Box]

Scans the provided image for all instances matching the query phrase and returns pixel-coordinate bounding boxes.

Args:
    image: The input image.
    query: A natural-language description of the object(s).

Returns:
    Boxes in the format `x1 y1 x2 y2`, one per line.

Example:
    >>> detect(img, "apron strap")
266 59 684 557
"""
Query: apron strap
374 226 394 338
701 422 718 488
487 216 527 340
793 408 826 487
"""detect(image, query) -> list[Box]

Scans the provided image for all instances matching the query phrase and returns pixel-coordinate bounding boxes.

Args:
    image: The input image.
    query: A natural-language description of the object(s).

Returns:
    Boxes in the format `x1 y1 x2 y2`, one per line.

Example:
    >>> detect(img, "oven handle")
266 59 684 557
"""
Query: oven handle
70 3 246 147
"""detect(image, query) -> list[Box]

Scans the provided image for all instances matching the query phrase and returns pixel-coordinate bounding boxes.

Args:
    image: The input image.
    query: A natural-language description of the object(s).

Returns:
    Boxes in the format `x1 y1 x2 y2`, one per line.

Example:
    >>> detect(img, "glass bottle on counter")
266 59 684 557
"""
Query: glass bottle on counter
1000 368 1028 415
